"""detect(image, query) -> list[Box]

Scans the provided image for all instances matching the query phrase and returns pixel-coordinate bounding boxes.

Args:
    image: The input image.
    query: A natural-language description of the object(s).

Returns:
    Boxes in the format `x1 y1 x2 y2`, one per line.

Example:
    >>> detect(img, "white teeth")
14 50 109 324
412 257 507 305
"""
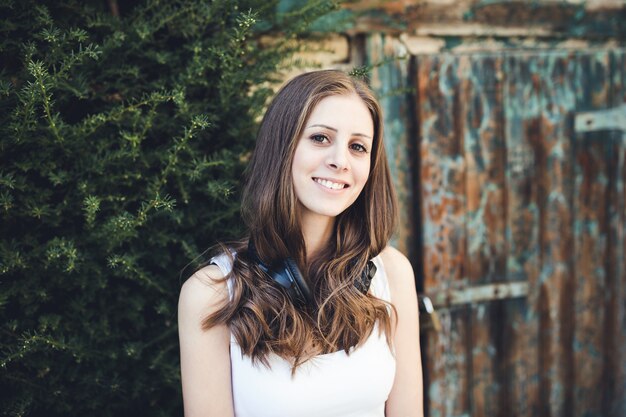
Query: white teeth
314 178 346 190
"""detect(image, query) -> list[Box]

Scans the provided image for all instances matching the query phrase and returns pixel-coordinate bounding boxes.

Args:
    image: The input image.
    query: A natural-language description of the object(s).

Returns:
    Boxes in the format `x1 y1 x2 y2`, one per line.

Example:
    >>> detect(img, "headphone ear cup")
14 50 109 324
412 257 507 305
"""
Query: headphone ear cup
354 260 377 294
284 258 314 305
247 238 373 305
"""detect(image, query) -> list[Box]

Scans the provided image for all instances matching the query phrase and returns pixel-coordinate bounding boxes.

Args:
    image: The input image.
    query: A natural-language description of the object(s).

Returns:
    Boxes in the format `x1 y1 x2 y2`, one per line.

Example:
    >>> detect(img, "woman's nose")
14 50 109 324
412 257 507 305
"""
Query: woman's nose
326 144 349 171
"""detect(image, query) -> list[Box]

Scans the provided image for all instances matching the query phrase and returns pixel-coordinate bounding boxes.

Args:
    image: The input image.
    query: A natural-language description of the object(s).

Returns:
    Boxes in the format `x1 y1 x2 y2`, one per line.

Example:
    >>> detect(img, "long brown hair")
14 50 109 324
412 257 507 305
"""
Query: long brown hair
203 70 398 370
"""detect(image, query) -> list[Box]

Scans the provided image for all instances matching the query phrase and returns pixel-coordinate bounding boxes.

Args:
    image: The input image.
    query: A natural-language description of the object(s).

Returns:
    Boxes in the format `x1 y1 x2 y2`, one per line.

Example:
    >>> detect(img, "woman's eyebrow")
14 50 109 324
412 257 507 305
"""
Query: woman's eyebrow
307 123 337 132
307 124 372 140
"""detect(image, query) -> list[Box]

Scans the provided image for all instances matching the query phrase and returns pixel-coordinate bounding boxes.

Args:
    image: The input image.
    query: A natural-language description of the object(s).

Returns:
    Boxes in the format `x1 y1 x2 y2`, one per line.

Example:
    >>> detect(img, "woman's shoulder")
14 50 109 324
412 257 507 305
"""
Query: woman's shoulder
378 245 416 294
178 263 229 319
178 263 234 416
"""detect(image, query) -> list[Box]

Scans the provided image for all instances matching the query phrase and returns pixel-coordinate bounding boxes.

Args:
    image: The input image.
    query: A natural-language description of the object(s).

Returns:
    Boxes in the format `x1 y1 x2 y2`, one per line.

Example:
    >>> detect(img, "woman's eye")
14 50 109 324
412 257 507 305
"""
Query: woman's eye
350 143 368 153
310 134 329 143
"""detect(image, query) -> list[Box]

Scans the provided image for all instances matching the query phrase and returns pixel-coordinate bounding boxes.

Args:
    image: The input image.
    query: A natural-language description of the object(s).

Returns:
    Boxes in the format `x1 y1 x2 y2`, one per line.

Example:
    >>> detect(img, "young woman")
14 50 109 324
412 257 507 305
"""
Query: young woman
178 70 423 417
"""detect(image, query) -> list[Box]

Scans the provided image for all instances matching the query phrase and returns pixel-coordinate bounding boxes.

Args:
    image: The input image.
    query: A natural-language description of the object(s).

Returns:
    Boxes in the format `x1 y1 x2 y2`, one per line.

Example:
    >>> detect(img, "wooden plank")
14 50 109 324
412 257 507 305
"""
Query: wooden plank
616 47 626 417
418 53 467 294
417 53 469 417
535 50 580 417
425 305 471 417
572 50 611 417
604 48 626 417
462 53 507 288
502 52 543 416
458 52 507 417
367 34 416 260
468 301 501 417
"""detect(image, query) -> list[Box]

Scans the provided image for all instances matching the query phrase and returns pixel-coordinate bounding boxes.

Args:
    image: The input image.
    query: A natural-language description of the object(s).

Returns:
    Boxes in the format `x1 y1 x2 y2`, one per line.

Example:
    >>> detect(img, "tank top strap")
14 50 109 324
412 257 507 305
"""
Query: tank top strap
209 251 235 300
369 254 391 303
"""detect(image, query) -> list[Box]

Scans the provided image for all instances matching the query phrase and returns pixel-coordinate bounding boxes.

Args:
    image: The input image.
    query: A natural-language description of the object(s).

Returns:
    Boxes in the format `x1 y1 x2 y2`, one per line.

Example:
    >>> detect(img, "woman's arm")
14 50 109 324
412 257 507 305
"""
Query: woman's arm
178 265 234 417
381 246 424 417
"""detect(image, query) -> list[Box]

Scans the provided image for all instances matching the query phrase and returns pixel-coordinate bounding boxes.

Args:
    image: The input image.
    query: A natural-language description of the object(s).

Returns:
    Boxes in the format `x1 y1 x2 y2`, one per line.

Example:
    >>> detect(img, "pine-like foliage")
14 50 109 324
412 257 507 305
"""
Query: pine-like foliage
0 0 340 415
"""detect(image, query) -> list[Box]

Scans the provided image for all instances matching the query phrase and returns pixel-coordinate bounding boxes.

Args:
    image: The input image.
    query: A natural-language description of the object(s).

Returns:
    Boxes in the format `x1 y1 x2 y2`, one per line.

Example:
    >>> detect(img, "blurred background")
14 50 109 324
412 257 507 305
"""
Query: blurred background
1 1 625 416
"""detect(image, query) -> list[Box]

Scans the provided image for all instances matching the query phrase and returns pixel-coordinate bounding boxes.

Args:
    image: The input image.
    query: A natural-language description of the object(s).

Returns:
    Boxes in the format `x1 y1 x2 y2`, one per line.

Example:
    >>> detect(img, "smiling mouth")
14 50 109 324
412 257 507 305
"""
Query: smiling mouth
313 178 348 190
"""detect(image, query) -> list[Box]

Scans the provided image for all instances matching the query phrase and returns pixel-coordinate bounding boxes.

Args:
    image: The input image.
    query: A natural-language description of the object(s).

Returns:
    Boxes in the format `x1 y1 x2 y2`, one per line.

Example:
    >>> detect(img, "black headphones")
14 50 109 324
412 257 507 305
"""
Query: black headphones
247 240 377 306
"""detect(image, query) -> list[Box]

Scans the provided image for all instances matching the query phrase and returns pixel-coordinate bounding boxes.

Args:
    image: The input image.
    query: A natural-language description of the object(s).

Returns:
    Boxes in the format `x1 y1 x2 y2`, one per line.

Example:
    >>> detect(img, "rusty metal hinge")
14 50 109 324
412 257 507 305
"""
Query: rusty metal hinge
419 281 529 333
429 280 529 309
575 103 626 133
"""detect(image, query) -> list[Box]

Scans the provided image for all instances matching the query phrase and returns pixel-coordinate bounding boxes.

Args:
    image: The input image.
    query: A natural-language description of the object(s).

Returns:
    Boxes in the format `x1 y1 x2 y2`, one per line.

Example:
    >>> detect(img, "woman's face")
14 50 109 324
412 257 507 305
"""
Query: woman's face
291 94 374 222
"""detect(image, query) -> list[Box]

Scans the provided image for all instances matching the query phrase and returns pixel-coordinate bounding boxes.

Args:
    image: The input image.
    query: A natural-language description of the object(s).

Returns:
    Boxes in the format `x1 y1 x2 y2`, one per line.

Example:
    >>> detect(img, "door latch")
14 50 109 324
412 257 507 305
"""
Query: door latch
418 294 442 333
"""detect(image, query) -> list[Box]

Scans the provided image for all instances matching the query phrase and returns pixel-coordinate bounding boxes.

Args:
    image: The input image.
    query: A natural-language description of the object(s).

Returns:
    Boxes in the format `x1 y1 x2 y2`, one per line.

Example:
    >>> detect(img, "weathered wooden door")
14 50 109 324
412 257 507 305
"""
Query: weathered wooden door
371 45 626 417
414 49 626 417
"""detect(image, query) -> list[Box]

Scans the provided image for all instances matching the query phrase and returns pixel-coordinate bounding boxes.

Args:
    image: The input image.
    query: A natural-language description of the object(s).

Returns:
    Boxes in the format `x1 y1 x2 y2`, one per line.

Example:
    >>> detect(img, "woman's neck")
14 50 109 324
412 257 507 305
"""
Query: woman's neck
300 212 335 259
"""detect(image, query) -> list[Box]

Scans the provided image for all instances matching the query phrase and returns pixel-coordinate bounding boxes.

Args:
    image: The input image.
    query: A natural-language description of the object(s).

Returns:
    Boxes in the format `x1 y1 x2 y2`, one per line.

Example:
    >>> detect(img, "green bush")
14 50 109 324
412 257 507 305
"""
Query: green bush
0 0 340 415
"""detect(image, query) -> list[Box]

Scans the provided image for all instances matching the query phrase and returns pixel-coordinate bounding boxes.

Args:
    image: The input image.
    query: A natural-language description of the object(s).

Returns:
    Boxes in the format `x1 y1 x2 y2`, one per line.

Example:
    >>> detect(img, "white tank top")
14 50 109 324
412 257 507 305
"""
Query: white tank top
211 254 396 417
